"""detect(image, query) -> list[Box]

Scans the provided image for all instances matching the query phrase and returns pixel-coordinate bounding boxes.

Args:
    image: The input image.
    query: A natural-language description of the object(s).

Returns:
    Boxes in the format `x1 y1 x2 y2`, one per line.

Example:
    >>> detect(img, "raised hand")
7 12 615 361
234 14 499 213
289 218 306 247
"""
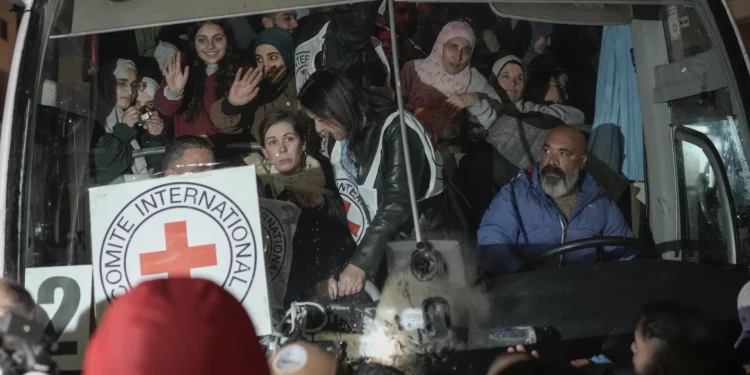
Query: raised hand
227 67 263 107
162 53 189 95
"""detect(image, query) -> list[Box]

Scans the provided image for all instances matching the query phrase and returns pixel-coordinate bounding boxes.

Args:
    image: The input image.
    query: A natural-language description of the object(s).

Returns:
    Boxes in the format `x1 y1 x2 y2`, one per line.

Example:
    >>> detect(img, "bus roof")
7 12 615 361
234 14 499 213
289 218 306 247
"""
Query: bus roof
52 0 695 38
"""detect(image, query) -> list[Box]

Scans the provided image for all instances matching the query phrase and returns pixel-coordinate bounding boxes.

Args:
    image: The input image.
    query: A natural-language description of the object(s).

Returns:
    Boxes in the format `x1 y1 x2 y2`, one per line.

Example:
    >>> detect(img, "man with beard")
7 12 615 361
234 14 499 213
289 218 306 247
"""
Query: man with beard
477 125 635 276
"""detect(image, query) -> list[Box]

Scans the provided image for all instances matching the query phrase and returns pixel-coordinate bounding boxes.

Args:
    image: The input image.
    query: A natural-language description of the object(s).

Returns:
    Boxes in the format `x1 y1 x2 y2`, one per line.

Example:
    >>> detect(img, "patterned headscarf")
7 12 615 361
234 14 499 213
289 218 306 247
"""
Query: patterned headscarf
416 21 475 97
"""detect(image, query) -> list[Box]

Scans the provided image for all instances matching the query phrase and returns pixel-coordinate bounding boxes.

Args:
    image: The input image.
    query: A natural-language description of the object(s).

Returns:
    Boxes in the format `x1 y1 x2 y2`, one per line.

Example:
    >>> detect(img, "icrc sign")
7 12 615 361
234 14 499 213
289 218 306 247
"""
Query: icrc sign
88 165 272 335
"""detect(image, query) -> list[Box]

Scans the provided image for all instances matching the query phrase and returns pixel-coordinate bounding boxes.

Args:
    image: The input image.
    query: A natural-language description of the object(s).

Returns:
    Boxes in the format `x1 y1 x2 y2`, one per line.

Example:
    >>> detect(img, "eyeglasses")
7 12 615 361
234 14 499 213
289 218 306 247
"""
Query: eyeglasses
116 79 148 93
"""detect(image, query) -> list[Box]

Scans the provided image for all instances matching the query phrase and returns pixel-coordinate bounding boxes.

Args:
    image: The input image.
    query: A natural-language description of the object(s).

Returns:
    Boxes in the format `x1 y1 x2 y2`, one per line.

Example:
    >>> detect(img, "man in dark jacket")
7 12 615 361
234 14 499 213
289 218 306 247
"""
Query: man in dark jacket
477 125 635 275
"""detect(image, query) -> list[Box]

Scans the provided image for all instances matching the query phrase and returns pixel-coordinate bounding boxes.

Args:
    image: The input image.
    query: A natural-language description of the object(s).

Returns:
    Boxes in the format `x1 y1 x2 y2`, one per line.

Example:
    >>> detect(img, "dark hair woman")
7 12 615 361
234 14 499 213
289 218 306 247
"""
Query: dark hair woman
244 110 355 306
209 27 302 142
154 20 243 138
298 69 442 296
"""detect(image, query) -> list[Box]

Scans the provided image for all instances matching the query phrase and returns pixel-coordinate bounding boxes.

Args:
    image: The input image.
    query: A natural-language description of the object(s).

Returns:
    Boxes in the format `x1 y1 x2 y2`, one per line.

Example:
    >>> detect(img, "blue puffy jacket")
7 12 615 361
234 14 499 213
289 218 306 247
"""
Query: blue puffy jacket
477 165 635 275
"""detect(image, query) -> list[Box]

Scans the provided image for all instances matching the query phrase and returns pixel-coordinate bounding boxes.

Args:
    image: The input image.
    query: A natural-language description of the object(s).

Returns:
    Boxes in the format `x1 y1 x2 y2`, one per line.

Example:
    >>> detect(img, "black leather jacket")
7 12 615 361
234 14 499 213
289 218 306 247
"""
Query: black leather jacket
327 114 432 277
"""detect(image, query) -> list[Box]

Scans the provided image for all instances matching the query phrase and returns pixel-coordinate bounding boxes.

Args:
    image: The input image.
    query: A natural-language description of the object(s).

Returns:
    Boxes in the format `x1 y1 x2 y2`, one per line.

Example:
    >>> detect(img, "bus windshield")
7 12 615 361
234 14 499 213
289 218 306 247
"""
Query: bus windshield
6 0 750 373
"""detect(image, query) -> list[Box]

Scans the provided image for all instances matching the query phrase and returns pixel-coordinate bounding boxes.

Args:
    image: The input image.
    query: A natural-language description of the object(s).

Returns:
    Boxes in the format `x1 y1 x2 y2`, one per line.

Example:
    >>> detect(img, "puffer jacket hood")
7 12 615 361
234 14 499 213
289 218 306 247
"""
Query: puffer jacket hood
83 278 270 375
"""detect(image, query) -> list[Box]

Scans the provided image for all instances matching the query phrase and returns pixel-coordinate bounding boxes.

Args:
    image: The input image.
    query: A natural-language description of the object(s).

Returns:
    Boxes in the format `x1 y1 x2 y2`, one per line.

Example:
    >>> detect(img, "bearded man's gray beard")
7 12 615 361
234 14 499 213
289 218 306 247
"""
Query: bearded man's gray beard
541 166 580 198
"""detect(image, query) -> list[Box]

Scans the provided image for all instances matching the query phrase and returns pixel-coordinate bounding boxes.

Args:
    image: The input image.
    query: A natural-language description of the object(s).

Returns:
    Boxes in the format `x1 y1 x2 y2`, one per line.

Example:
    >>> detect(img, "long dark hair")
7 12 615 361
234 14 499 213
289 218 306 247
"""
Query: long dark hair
178 20 239 123
298 69 396 163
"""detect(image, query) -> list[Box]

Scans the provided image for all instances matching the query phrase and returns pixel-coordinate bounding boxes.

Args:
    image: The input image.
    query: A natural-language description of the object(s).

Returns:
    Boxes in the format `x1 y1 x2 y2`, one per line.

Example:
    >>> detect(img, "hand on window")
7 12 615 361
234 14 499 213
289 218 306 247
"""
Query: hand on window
338 264 365 296
227 67 263 107
327 278 338 299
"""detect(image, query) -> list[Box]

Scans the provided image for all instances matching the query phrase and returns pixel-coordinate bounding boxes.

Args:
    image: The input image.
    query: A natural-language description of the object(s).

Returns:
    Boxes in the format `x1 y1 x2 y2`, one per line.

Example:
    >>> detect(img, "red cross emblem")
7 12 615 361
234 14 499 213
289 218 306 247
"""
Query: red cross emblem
139 221 218 278
343 200 362 237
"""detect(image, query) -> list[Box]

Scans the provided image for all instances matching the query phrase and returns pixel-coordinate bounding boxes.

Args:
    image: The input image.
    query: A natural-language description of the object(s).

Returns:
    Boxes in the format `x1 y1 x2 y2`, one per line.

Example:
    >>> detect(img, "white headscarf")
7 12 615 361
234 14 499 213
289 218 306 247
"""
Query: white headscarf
140 77 159 100
106 59 149 176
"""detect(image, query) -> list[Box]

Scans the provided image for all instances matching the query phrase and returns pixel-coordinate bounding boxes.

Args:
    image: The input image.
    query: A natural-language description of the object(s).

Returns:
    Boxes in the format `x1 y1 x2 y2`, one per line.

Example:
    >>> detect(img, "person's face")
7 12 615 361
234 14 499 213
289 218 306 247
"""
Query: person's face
392 3 416 34
195 23 227 65
311 115 347 141
135 92 155 112
114 68 138 110
632 325 661 375
539 129 586 198
441 37 472 75
262 122 305 174
263 11 298 32
498 63 525 103
165 148 216 176
255 44 287 84
533 35 552 55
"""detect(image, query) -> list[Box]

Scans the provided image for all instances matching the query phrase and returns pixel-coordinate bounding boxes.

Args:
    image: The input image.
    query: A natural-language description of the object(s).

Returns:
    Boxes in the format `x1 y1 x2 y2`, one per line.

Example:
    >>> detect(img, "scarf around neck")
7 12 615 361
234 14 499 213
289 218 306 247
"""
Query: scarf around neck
245 153 332 198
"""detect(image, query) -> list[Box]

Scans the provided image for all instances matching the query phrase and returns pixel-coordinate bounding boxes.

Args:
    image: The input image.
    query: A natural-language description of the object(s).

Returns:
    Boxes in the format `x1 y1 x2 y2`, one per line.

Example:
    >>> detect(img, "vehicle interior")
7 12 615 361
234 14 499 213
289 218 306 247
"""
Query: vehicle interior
5 0 750 373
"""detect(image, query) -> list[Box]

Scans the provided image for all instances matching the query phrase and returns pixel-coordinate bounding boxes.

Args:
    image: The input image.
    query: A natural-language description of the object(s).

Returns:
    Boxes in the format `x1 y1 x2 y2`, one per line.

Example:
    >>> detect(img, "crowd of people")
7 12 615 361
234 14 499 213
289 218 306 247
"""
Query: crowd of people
0 2 727 374
90 1 634 305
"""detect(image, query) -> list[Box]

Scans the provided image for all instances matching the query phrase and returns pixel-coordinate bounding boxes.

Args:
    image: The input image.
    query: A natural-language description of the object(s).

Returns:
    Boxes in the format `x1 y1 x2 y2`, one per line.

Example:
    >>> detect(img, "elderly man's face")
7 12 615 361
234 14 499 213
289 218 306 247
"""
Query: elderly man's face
539 126 587 198
166 148 215 176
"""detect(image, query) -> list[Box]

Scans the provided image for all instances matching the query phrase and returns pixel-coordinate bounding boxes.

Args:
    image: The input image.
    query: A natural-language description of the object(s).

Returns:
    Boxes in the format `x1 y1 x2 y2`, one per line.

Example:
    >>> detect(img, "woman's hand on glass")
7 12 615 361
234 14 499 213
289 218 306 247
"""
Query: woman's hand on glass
144 112 164 136
121 107 140 128
227 67 263 107
327 278 339 299
162 53 189 95
338 264 365 297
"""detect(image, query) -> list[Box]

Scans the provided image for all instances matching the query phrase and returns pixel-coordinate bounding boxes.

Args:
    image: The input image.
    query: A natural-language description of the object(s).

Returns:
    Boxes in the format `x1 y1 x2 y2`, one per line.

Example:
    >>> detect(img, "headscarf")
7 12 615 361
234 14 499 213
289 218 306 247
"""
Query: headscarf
523 22 555 65
491 54 526 104
255 27 296 83
83 278 270 375
416 21 475 97
140 77 159 100
102 59 149 176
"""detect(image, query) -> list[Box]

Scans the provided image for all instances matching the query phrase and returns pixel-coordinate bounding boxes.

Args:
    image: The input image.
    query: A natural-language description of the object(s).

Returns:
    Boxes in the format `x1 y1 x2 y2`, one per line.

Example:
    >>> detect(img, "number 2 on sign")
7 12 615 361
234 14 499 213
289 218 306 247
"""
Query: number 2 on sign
37 276 81 356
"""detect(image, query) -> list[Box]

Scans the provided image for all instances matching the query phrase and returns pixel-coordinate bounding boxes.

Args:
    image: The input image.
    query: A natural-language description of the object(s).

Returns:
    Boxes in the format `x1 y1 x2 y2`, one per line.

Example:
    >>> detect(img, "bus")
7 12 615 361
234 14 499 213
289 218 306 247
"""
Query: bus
3 0 750 372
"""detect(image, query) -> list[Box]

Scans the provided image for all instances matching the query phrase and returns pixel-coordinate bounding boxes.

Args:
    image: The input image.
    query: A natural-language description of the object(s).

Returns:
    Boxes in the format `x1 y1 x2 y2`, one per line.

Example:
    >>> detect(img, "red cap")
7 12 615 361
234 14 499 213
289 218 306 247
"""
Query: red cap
83 278 270 375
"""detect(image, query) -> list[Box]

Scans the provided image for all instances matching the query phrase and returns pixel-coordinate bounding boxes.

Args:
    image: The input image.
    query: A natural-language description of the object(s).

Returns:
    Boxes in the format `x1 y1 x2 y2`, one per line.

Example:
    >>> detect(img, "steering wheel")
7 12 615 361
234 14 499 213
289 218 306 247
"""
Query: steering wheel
521 236 651 271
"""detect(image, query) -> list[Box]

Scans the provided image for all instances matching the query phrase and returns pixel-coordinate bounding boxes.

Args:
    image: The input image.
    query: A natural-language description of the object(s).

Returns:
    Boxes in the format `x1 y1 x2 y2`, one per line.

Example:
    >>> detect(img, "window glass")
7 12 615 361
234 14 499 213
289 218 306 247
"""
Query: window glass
661 5 712 62
671 92 750 264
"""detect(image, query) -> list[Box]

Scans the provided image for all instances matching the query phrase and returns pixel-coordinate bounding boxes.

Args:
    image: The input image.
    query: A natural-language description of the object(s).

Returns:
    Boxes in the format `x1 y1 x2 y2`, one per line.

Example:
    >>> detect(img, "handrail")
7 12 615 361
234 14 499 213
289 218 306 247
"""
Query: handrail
131 142 262 159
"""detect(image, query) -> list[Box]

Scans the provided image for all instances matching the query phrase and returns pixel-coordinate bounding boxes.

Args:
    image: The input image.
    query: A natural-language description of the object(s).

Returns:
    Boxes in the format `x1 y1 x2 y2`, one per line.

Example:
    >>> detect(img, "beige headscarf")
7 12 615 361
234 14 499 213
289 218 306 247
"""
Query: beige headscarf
245 153 333 198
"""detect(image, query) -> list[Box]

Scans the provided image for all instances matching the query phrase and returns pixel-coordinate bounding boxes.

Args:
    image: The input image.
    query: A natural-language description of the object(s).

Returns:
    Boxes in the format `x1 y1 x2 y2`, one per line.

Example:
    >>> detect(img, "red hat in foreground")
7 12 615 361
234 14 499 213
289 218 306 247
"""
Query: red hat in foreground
83 278 270 375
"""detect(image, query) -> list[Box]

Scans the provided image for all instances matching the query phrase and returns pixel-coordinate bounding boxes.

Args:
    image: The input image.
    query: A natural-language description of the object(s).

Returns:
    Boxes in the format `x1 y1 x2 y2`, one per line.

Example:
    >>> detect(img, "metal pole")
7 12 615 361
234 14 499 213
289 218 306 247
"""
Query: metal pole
387 0 423 243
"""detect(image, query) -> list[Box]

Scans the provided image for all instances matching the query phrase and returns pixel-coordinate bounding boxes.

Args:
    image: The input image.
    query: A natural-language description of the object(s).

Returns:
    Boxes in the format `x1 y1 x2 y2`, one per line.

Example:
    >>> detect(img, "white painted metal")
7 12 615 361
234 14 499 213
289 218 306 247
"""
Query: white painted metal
0 2 31 276
630 20 680 260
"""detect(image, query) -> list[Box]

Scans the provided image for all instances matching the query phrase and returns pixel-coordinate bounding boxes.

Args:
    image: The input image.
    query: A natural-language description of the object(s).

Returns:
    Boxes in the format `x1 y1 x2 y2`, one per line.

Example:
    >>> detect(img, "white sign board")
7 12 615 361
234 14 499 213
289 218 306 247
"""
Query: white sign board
88 165 272 335
25 265 93 371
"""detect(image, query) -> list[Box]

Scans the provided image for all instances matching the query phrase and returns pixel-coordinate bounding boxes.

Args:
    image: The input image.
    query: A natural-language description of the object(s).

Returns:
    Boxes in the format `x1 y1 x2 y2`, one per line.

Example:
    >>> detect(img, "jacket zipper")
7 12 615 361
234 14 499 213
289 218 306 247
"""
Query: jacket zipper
558 215 566 267
555 191 602 267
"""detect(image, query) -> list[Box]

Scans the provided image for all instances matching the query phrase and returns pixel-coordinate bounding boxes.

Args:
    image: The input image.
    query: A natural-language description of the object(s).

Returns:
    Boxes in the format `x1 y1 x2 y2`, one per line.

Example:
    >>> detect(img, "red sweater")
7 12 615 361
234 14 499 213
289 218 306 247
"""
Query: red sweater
154 73 221 137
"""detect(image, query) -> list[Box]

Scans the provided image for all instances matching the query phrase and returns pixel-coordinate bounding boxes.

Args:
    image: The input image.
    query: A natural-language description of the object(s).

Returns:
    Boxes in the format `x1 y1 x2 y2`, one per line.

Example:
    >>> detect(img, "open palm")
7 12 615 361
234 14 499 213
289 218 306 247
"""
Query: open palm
227 67 263 107
162 53 189 94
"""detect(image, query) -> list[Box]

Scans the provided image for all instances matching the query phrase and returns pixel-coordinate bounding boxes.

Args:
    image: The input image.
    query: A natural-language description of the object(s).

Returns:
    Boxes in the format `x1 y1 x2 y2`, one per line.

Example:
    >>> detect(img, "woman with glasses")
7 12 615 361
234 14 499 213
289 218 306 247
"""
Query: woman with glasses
92 59 165 185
